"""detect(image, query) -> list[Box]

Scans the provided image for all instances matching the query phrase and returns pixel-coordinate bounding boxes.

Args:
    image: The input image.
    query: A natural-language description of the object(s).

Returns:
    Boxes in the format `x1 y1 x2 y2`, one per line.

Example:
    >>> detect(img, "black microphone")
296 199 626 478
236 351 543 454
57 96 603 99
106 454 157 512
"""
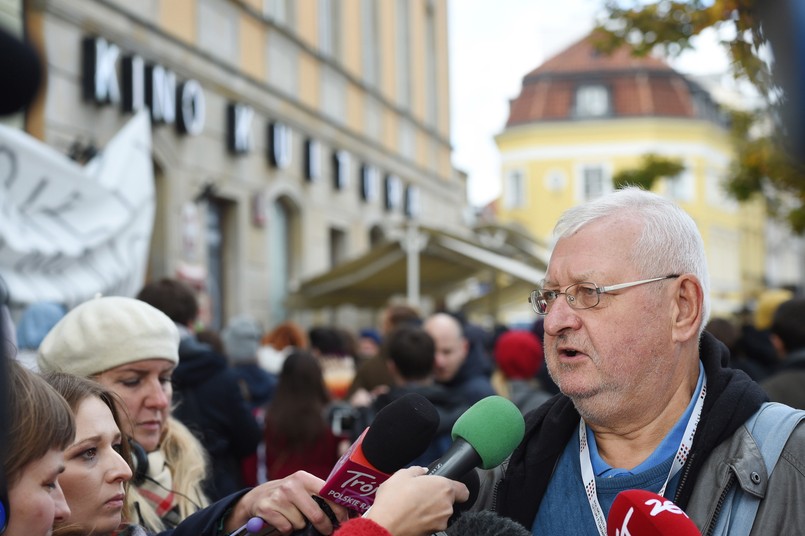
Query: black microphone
446 468 479 527
0 26 42 116
319 392 440 514
426 396 525 480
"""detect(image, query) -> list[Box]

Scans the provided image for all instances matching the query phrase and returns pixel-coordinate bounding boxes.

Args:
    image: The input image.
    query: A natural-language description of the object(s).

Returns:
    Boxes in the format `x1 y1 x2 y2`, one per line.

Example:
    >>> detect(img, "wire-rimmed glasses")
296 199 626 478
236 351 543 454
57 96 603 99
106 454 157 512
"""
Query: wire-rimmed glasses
528 275 681 315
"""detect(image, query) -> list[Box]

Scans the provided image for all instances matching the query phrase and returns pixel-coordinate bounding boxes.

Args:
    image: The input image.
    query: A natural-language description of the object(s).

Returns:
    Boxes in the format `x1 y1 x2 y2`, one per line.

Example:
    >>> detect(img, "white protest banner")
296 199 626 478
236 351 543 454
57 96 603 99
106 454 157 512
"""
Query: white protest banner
0 111 154 307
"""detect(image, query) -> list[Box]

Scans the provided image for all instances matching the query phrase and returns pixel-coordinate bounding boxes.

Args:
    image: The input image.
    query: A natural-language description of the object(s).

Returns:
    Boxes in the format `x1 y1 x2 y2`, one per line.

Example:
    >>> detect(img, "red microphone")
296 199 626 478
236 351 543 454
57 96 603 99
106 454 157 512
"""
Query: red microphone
318 393 439 514
606 489 701 536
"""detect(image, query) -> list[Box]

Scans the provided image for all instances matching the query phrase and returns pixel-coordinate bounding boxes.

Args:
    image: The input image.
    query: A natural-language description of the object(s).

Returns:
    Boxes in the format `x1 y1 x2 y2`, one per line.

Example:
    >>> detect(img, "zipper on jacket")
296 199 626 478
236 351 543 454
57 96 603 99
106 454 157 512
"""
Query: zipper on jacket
491 477 503 512
673 452 696 505
704 472 736 536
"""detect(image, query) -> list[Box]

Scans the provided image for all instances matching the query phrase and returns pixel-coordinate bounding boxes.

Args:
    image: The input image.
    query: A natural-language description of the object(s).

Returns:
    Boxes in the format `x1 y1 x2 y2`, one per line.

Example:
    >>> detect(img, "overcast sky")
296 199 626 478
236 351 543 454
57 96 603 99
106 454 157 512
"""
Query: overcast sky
447 0 734 206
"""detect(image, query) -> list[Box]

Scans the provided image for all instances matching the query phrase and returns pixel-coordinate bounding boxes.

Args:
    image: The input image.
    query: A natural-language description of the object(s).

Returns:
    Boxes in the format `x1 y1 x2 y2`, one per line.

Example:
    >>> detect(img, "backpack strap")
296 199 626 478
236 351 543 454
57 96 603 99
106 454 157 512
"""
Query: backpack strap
718 402 805 536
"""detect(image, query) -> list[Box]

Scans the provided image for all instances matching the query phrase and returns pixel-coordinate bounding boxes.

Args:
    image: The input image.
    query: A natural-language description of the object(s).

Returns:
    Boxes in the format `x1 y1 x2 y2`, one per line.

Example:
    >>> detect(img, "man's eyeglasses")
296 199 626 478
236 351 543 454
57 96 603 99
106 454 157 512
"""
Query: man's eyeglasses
528 275 681 315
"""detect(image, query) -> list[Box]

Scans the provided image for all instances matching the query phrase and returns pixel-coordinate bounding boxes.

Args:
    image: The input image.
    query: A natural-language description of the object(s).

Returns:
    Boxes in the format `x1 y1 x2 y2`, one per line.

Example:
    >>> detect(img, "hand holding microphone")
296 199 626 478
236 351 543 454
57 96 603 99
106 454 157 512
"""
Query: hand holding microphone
606 489 702 536
228 393 440 536
360 466 469 536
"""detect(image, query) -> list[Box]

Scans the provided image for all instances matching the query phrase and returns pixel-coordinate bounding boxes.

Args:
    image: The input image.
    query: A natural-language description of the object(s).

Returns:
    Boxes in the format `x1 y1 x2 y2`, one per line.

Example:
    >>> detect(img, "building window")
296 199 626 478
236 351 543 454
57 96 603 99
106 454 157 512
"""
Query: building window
205 198 231 331
575 84 610 117
361 0 380 88
504 169 526 209
580 165 610 201
319 0 341 59
329 227 347 267
395 0 411 108
424 1 438 125
268 198 294 323
666 166 694 202
264 0 294 27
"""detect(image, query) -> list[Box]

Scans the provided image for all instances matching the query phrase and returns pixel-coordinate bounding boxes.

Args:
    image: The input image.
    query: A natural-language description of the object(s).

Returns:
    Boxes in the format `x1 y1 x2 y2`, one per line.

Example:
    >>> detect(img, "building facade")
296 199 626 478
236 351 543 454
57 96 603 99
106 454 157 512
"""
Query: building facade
494 34 768 318
19 0 466 329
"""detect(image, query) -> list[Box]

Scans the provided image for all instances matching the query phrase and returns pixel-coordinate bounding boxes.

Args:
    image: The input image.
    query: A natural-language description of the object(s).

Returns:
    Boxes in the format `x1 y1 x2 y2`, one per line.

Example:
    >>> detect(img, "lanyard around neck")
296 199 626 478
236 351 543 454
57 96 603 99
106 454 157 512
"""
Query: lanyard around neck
578 377 707 536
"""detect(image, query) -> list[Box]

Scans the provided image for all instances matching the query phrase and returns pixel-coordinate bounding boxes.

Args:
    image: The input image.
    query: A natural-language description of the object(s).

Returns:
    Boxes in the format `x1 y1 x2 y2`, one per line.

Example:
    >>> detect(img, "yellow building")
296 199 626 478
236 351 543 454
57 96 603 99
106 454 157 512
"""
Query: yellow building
494 34 766 319
8 0 467 329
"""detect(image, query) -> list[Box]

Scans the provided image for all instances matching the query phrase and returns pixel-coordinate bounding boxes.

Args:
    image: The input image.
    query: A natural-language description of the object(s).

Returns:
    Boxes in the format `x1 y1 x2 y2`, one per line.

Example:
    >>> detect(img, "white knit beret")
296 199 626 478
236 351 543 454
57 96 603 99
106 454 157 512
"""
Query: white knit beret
38 296 180 377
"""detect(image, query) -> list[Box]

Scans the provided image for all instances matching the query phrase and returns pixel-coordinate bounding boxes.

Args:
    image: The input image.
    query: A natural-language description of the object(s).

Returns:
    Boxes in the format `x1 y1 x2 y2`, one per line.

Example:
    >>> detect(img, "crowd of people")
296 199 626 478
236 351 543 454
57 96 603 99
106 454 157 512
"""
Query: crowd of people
2 187 805 536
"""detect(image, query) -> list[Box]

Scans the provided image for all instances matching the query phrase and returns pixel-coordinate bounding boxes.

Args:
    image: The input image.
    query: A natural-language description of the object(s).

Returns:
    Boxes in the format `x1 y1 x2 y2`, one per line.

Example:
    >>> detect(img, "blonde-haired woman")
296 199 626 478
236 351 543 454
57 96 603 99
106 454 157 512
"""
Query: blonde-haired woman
38 296 209 532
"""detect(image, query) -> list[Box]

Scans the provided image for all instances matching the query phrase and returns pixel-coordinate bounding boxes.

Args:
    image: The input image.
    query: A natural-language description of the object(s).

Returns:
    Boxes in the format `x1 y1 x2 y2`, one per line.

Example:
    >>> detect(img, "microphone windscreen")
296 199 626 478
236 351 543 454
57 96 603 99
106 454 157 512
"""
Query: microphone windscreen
451 396 525 469
606 489 701 536
362 392 440 473
0 27 42 116
444 510 531 536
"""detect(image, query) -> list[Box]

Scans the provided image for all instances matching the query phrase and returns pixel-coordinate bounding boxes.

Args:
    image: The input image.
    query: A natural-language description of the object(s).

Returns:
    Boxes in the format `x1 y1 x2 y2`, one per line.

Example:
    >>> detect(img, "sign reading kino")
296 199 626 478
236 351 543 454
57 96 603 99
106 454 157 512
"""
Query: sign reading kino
82 35 420 217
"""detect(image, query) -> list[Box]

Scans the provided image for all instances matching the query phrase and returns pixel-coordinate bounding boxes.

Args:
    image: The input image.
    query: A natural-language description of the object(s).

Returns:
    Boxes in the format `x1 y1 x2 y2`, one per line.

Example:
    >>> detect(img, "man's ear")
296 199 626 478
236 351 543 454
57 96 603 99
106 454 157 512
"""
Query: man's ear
386 360 403 384
770 333 786 359
671 275 704 343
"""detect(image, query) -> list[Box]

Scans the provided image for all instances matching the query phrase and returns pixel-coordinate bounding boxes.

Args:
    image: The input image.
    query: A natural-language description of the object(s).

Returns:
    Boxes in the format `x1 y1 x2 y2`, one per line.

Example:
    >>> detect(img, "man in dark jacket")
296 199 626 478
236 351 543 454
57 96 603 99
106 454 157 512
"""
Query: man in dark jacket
137 278 261 500
424 313 495 406
472 188 805 535
761 297 805 409
369 324 469 466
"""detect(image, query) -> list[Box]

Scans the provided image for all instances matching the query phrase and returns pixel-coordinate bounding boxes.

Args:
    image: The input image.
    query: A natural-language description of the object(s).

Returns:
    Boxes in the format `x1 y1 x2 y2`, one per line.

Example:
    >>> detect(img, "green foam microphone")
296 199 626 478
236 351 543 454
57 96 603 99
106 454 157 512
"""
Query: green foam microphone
426 395 525 478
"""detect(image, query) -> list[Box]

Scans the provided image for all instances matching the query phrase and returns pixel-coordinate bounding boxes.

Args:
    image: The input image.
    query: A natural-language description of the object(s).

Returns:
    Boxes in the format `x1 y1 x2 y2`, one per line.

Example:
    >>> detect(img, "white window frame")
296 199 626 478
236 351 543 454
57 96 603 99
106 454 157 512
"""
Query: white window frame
575 84 610 117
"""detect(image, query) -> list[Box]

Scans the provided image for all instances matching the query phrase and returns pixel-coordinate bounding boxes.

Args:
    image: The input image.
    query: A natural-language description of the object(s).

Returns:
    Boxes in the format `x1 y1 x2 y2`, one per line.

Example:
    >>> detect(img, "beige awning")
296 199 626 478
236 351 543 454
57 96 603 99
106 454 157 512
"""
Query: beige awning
286 226 547 311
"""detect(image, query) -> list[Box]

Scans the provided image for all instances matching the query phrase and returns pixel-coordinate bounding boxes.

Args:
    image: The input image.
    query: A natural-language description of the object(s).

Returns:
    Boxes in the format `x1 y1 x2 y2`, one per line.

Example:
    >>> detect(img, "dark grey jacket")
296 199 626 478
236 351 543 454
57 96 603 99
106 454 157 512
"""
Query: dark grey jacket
686 413 805 535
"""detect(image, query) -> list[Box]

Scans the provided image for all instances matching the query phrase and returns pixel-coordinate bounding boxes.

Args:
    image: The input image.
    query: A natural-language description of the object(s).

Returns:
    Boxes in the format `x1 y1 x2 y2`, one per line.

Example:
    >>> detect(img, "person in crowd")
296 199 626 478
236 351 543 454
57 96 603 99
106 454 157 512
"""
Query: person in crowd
136 279 261 501
705 316 765 381
4 359 73 536
258 320 308 374
355 328 382 365
448 311 494 378
43 372 138 536
364 325 468 466
222 314 278 487
347 304 422 398
473 187 805 534
491 330 553 414
423 312 496 405
13 301 66 371
194 329 225 354
37 296 348 535
761 297 805 409
735 288 793 381
334 466 469 536
264 350 342 481
222 314 277 410
309 326 356 400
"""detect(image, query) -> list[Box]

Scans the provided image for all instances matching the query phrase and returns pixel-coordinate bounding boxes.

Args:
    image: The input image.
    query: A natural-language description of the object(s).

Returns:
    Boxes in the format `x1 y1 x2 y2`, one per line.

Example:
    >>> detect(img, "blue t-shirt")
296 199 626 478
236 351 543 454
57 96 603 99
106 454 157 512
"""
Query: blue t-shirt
532 363 705 535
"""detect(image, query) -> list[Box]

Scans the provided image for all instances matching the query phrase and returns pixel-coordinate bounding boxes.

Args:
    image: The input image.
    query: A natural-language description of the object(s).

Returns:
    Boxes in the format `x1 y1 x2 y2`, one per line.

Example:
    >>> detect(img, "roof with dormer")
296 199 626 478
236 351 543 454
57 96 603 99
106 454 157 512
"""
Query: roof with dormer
506 32 723 127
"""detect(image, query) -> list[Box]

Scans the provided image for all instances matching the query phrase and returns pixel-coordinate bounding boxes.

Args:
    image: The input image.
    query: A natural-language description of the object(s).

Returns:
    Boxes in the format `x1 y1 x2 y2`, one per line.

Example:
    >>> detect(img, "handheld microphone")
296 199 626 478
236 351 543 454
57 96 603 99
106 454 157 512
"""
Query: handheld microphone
606 489 701 536
318 392 440 514
427 396 525 479
230 394 440 536
446 469 479 526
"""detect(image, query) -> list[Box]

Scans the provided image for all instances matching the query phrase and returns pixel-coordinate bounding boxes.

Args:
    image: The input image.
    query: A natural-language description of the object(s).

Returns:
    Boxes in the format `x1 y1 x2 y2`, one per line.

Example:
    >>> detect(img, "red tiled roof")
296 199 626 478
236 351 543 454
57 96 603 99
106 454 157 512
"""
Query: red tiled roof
527 32 672 77
506 32 698 126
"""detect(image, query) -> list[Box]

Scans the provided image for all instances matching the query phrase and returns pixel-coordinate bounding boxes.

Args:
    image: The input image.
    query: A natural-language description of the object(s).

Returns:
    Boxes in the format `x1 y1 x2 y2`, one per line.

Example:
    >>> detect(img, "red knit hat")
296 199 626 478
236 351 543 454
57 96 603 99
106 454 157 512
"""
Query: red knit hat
494 330 543 379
